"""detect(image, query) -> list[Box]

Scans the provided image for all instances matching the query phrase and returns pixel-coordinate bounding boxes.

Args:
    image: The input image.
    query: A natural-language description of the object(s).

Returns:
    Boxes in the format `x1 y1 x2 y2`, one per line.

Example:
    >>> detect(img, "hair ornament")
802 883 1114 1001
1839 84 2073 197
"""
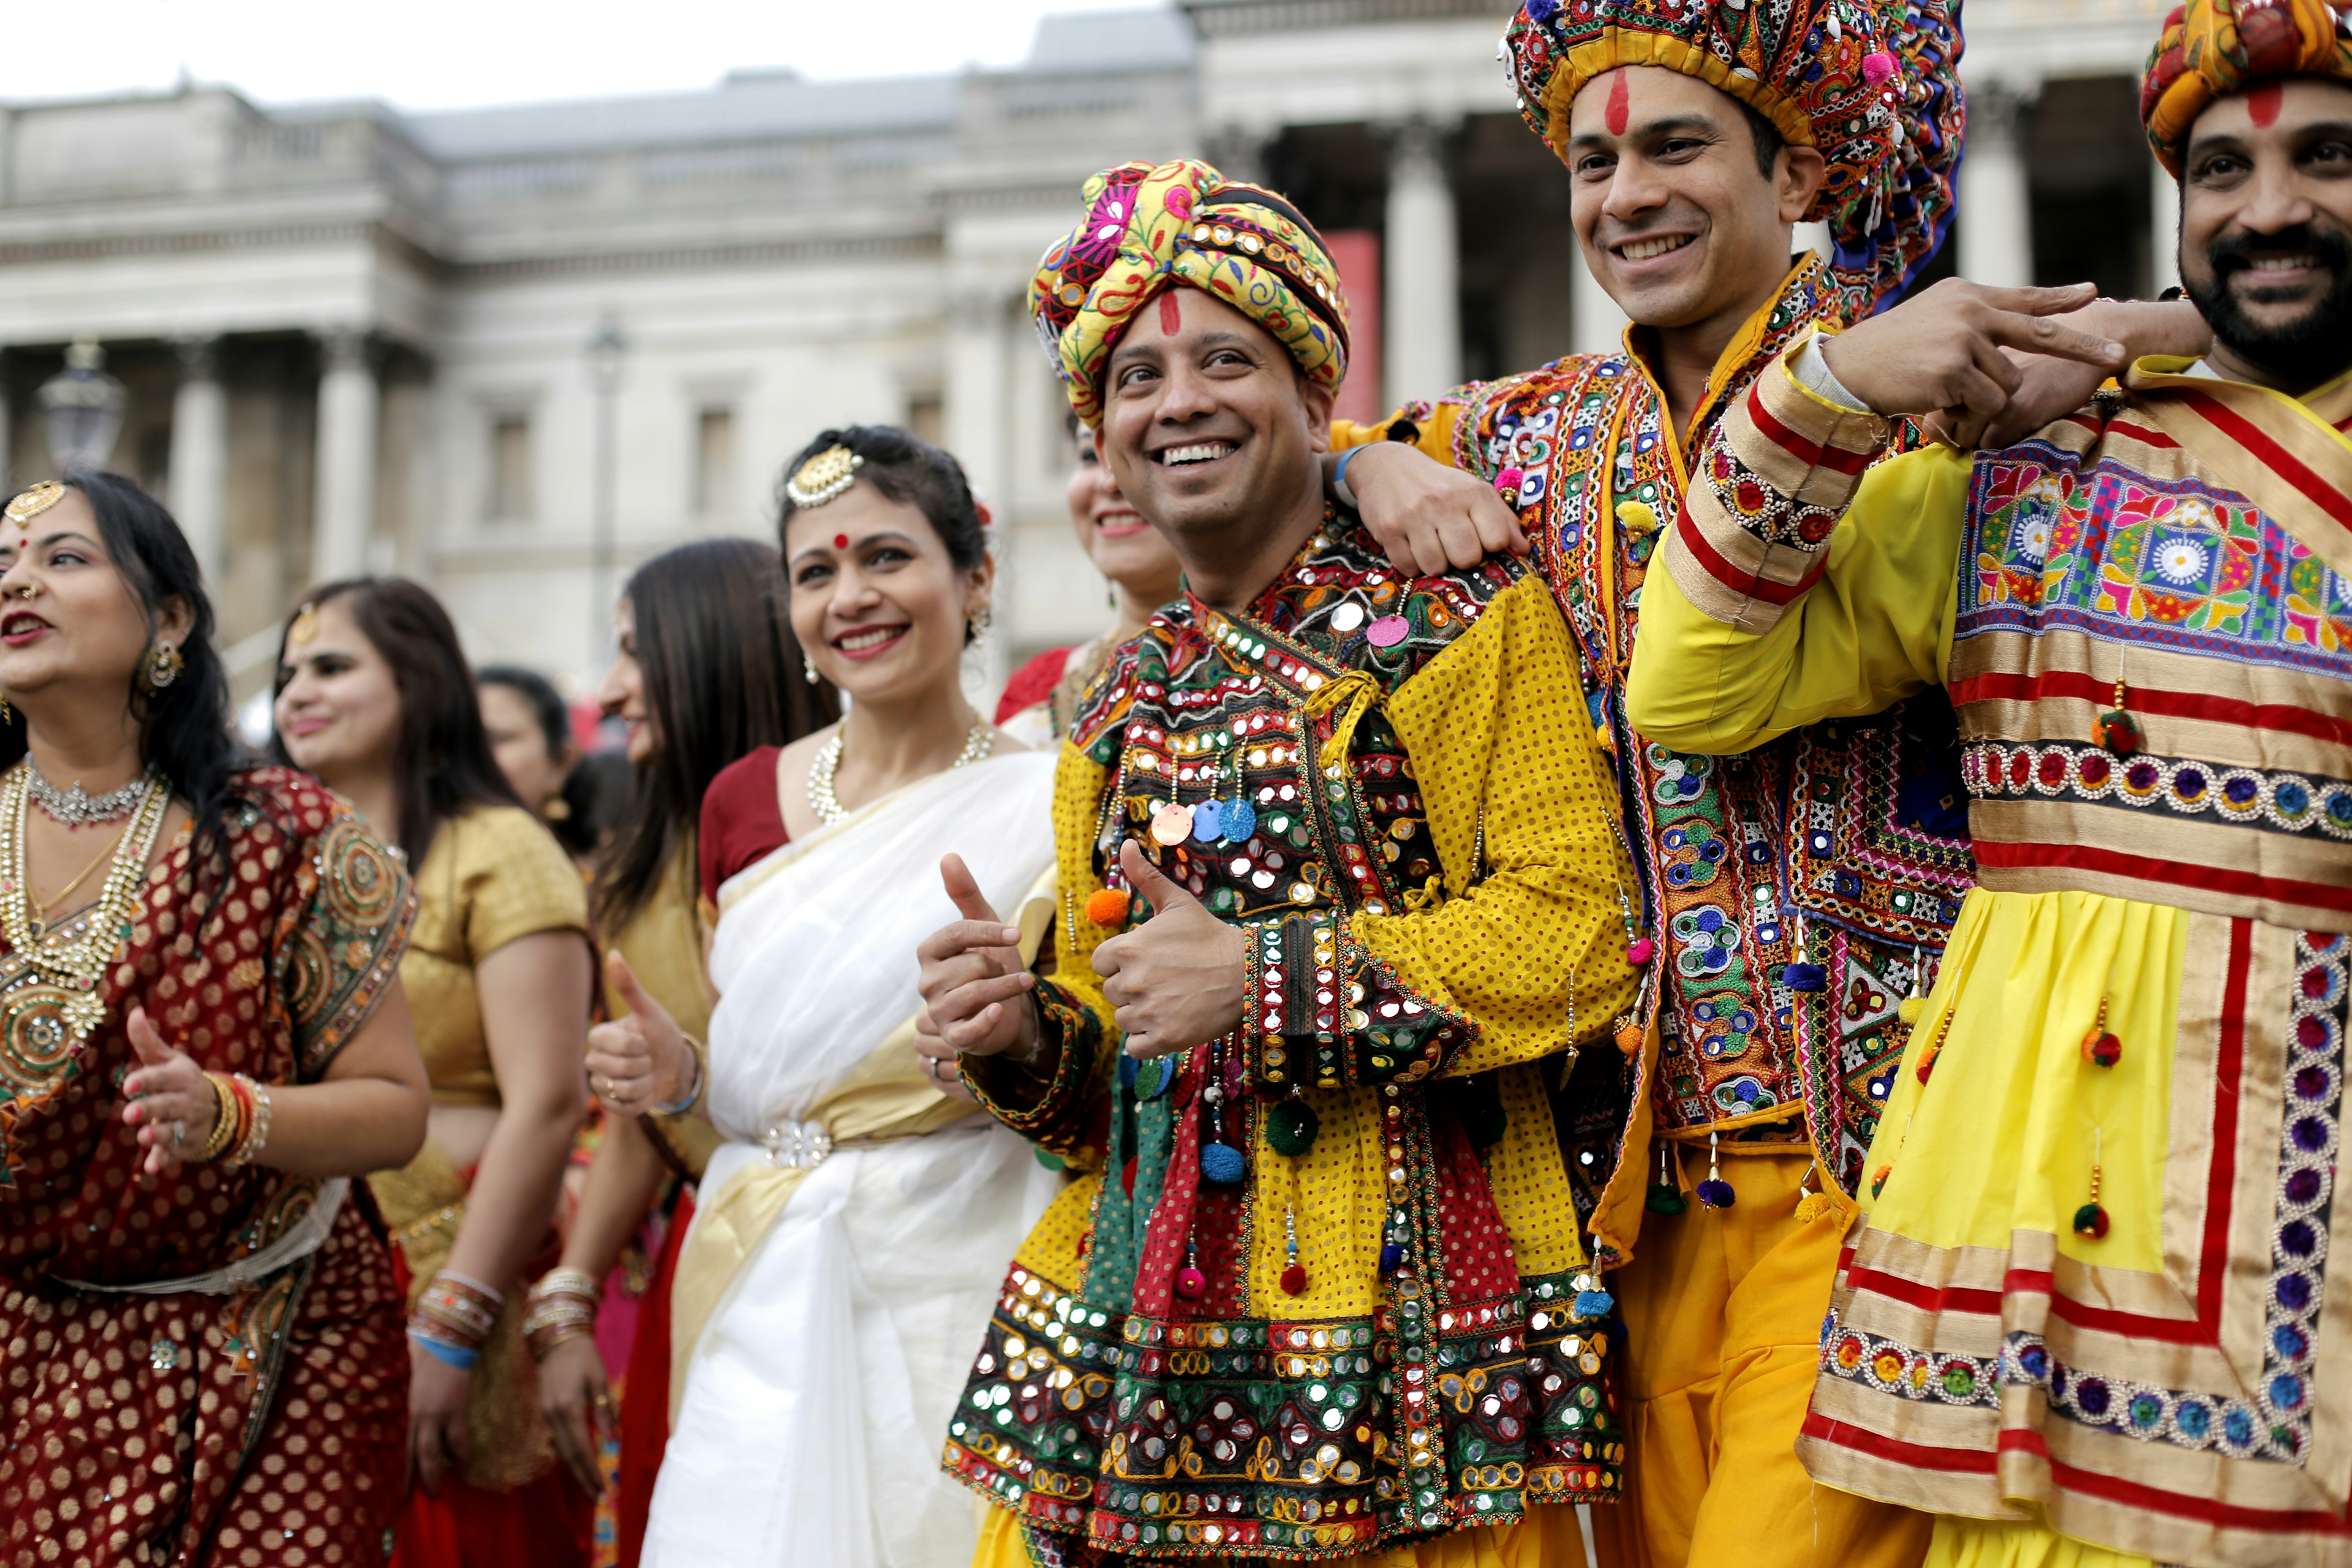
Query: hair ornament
4 482 65 527
785 446 864 508
289 604 320 646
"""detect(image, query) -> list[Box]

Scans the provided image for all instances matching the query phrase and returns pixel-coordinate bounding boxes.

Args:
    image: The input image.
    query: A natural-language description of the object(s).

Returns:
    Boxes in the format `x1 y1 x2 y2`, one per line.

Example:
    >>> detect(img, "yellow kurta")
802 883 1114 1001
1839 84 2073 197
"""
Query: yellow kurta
1628 345 2352 1568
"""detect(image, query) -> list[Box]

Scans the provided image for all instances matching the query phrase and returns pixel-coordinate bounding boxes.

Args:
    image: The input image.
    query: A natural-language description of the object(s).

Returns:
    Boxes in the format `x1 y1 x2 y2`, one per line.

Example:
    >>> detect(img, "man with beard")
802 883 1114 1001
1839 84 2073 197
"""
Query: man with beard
1624 1 2352 1562
924 157 1640 1567
1322 4 2196 1564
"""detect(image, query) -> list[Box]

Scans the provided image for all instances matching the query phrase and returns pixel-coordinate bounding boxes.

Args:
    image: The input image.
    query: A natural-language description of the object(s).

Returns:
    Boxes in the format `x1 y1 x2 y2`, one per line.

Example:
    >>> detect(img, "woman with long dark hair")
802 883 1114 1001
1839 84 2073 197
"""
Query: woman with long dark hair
0 473 428 1562
273 577 597 1568
477 663 596 861
526 538 833 1561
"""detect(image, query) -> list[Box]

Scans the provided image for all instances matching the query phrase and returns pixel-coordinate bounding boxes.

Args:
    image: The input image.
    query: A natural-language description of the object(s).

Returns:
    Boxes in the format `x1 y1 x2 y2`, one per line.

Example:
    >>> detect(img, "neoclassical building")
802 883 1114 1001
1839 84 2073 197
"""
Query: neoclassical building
0 0 2170 696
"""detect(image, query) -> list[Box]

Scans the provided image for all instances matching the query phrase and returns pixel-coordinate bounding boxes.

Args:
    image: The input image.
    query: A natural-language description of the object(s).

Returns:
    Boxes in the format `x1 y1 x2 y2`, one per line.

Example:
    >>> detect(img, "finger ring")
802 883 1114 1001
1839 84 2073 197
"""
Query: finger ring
598 1076 616 1100
170 1121 186 1147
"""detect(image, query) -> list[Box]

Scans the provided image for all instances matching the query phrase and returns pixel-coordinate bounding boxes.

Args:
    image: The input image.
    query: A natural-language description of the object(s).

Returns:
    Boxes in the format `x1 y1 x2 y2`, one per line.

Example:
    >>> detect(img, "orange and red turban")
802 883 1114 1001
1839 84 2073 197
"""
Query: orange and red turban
1030 159 1351 426
2141 0 2352 174
1502 0 1966 320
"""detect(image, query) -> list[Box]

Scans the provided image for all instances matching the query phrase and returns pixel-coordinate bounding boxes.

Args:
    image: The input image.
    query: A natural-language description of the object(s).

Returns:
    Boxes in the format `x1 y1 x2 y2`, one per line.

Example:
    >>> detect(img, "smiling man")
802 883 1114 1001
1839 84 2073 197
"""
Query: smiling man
920 157 1640 1567
1623 2 2352 1563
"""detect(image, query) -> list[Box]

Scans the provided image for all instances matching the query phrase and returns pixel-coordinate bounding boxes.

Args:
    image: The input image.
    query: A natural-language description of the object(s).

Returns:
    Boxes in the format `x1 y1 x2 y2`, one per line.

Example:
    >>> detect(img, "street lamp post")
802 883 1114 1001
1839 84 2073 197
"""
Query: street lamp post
39 341 127 473
585 316 627 672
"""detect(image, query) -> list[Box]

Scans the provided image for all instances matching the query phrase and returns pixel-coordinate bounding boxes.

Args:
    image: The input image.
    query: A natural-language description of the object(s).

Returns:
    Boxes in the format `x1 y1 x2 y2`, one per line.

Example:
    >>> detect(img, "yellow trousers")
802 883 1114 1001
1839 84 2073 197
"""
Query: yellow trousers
1590 1147 1931 1568
971 1500 1586 1567
1924 1516 2154 1568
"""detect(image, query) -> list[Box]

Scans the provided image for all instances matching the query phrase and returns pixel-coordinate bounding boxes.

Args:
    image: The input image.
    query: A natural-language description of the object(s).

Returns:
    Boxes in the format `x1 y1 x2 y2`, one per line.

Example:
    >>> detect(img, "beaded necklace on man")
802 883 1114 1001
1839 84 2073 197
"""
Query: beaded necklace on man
0 761 170 1047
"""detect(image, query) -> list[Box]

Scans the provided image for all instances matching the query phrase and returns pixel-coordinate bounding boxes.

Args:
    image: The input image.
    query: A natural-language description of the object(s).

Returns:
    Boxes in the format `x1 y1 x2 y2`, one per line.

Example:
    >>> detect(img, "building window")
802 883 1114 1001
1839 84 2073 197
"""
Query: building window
488 413 533 522
693 407 735 519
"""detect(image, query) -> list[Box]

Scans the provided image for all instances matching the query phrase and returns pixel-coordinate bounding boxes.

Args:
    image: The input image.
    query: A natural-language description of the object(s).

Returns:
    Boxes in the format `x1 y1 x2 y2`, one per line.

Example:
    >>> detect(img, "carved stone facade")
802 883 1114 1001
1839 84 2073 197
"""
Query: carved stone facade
0 0 2169 693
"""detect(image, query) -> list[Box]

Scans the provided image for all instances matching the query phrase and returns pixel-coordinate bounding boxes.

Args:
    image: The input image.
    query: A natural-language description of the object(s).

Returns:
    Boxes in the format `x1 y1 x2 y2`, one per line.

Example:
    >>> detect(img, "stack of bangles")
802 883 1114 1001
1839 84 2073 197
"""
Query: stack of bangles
522 1268 603 1360
195 1071 273 1166
409 1271 503 1373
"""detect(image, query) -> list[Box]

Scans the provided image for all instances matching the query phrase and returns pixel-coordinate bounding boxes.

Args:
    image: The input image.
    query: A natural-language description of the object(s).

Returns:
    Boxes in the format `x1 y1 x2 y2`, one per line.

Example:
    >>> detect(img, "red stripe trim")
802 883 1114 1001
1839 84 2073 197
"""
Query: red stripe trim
2105 418 2179 448
1973 840 2352 914
1949 669 2352 749
2179 388 2352 537
1801 1412 1998 1473
1672 508 1830 606
1743 380 1874 477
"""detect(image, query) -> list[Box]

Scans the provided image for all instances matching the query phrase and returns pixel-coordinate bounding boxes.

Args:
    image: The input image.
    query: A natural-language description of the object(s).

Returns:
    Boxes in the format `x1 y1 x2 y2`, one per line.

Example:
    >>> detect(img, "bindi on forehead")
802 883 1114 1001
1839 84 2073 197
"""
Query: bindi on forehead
2249 82 2283 127
1158 290 1183 337
1606 70 1631 137
834 533 850 549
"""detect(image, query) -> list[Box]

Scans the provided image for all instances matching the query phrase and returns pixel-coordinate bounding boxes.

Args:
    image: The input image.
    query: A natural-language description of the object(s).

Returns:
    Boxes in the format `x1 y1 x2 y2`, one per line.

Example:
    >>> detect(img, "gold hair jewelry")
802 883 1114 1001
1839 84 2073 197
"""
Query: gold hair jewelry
288 604 320 645
4 482 64 526
784 445 863 508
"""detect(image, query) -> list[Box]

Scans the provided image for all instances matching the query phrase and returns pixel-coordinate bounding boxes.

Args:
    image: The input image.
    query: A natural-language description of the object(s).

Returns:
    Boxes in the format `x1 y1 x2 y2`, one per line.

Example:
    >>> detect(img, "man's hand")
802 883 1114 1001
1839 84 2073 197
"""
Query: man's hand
1939 296 2215 450
1091 841 1246 1058
1821 280 2127 426
1341 443 1529 578
915 854 1042 1068
584 953 689 1116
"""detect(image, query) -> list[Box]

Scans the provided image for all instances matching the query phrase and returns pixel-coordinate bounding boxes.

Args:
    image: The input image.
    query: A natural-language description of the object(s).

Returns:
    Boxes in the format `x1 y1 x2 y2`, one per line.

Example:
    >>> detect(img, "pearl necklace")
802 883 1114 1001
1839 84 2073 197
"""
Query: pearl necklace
26 765 159 827
807 716 995 827
0 761 169 1047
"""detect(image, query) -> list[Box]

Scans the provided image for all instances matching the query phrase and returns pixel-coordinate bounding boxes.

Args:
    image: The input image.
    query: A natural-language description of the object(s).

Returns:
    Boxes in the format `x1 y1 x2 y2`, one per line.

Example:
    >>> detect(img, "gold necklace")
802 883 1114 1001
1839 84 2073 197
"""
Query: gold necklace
0 761 169 1049
29 816 135 930
806 715 995 827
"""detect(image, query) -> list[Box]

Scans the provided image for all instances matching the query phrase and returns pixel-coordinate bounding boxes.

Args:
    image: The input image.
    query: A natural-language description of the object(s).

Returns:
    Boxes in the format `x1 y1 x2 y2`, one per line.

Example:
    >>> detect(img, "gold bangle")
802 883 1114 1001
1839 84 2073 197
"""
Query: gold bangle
194 1073 240 1163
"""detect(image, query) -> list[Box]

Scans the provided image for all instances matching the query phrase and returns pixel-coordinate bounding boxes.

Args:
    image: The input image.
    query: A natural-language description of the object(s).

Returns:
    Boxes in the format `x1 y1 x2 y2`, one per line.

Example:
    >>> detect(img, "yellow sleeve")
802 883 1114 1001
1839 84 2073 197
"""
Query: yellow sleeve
1625 354 1973 754
1246 573 1639 1089
1330 396 1469 466
455 805 591 960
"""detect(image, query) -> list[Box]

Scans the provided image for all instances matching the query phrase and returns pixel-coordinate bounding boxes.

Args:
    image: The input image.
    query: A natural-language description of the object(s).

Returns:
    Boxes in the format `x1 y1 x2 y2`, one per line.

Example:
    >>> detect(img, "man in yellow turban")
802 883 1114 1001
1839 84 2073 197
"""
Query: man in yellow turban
1623 0 2352 1563
924 157 1642 1567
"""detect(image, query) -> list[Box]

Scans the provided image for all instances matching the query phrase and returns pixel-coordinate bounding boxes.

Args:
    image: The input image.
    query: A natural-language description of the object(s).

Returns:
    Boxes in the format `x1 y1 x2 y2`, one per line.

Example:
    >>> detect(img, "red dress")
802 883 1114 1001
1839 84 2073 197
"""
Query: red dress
610 750 788 1566
0 767 417 1566
993 647 1073 726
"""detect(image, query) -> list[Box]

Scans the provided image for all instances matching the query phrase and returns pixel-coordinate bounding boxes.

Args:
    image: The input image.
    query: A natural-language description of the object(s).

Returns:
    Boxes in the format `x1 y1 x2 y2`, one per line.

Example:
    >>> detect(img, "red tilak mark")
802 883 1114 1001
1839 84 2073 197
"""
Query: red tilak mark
2250 83 2283 127
834 533 849 549
1605 71 1631 137
1157 290 1182 336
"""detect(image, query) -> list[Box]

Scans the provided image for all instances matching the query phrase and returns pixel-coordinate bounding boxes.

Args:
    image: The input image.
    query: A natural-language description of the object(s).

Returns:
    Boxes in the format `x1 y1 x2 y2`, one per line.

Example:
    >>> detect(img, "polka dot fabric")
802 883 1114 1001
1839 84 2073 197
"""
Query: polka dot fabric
0 769 417 1565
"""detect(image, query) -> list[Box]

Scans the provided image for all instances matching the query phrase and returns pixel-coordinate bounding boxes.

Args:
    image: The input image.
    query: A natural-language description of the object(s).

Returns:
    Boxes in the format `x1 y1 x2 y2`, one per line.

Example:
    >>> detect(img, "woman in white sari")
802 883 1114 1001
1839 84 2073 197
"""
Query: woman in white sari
586 425 1060 1568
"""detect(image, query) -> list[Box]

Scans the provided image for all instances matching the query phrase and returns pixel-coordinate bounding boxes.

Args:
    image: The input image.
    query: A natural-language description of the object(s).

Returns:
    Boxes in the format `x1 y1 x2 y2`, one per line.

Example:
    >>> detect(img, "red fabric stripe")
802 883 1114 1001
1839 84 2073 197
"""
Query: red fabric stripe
1672 507 1831 606
1839 1264 2006 1317
1973 840 2352 914
1949 670 2352 748
2041 1449 2352 1535
1801 1412 1998 1473
2104 418 2179 448
1743 379 1875 477
2179 388 2352 537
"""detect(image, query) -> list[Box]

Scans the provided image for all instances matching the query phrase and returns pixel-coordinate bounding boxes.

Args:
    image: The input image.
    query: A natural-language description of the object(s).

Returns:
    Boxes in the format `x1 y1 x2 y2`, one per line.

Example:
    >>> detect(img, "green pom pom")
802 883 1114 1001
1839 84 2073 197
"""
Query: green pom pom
1646 1182 1687 1215
1267 1096 1319 1157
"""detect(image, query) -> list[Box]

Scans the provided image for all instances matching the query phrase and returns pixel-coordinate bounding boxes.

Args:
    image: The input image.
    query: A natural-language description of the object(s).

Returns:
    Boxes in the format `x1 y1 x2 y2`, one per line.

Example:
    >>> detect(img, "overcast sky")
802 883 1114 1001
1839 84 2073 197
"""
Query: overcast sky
17 0 1161 111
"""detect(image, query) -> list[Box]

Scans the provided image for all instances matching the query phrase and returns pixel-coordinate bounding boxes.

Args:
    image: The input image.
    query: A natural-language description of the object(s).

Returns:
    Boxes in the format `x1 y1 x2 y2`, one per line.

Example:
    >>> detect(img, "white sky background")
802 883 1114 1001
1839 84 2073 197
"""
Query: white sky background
14 0 1162 111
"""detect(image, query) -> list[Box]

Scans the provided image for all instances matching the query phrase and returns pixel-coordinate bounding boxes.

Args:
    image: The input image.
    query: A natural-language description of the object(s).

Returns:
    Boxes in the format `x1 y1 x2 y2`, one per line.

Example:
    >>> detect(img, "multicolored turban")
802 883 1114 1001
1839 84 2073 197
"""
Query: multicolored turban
1030 159 1351 425
1504 0 1966 320
2141 0 2352 175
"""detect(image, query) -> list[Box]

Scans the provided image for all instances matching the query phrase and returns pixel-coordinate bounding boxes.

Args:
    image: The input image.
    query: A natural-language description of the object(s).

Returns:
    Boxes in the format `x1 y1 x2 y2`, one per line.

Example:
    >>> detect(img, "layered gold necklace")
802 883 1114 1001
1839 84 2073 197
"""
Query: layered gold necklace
0 761 169 1050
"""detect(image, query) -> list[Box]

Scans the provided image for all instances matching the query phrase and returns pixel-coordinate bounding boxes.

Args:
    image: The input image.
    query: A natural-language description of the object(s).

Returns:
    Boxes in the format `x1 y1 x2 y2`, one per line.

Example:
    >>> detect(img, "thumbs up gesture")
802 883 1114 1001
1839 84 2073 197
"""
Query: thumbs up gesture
120 1006 217 1178
916 854 1043 1070
1092 840 1246 1058
585 951 690 1117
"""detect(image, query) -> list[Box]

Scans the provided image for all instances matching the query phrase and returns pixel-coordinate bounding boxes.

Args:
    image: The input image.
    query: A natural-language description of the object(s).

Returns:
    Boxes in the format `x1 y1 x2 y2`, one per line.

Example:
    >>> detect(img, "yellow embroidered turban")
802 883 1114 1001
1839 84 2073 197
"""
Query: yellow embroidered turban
1503 0 1966 319
1030 159 1352 425
2141 0 2352 175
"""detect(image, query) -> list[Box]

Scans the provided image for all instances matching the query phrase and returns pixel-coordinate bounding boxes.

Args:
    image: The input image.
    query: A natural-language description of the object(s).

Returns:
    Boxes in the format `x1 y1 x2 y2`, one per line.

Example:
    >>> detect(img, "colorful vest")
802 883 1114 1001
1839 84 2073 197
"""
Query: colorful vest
1415 258 1975 1199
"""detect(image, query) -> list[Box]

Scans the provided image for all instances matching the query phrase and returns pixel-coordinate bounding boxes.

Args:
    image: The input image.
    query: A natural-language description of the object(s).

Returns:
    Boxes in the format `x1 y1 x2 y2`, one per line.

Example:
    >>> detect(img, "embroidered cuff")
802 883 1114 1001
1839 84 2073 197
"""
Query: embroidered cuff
1242 913 1341 1089
962 982 1101 1147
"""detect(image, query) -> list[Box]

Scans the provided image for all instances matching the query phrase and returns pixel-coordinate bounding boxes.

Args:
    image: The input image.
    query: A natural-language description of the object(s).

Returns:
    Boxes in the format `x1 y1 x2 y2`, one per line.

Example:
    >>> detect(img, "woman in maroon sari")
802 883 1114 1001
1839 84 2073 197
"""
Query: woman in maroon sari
0 472 428 1566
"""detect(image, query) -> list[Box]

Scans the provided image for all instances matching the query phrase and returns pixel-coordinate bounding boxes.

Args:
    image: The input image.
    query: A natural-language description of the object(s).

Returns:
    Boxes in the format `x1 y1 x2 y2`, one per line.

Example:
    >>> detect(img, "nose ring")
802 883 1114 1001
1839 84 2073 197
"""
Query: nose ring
13 583 37 601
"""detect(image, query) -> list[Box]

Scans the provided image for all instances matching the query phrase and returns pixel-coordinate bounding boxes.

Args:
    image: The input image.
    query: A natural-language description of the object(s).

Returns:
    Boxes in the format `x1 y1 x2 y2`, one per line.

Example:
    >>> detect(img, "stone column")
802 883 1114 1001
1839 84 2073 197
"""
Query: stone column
1383 118 1461 408
168 336 228 589
2149 161 2182 296
311 330 377 584
1958 82 2036 290
0 364 12 493
1570 239 1629 357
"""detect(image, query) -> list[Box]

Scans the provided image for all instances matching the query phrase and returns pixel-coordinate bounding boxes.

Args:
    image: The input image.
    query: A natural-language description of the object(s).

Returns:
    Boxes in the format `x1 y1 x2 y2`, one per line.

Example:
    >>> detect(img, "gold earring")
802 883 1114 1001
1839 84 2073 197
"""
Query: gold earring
141 643 183 693
1 693 12 725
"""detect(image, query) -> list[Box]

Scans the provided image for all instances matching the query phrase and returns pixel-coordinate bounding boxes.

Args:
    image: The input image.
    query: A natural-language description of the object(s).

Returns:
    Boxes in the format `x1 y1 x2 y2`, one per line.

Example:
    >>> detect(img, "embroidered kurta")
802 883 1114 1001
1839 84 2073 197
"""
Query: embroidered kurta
1335 255 1977 1235
1626 347 2352 1567
946 513 1637 1561
0 767 415 1567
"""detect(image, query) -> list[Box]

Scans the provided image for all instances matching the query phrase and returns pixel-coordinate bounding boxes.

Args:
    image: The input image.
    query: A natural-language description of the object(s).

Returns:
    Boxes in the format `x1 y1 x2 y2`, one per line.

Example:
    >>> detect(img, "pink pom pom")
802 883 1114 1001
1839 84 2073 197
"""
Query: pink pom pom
1175 1267 1207 1299
1862 51 1896 88
1626 937 1656 966
1494 467 1525 497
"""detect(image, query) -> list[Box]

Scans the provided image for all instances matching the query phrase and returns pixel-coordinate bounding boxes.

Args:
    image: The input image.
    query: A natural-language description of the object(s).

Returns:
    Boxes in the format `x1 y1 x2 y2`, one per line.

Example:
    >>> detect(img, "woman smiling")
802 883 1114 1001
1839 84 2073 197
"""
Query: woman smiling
584 426 1059 1568
0 474 427 1562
